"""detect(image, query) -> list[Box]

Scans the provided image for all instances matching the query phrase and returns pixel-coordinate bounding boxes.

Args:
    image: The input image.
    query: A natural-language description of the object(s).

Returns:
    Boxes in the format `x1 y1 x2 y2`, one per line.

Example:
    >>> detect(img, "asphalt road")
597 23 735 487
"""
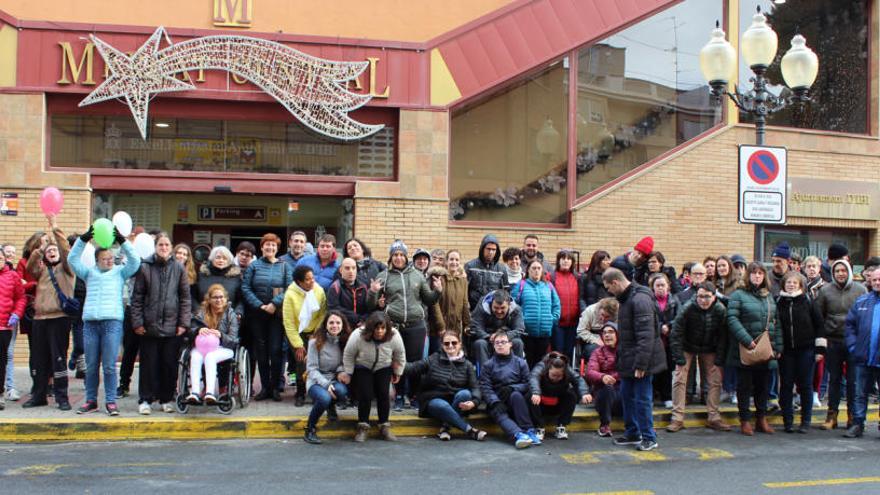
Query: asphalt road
3 426 880 495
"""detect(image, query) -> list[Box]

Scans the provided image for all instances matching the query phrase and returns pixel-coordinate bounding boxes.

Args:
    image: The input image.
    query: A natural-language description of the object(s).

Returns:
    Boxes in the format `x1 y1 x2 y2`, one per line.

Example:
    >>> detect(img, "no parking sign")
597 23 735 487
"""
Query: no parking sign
739 145 787 224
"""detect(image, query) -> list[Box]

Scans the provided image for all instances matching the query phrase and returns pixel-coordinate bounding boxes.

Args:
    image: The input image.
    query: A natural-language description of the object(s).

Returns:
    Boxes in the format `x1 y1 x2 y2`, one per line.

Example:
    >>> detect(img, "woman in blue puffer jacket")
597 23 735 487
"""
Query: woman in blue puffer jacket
514 260 560 367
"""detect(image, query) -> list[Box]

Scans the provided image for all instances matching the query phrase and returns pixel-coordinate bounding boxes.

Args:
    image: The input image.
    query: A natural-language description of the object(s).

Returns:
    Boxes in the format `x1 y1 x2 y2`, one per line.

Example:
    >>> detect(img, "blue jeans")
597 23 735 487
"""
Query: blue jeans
425 389 473 433
852 365 880 426
307 381 348 427
5 326 15 391
779 348 815 427
83 319 123 404
769 369 779 401
620 375 655 442
552 325 577 363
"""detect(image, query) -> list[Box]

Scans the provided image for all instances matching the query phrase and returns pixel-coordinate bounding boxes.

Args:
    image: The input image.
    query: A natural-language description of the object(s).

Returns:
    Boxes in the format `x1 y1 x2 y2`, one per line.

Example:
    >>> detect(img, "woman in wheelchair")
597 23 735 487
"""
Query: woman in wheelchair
303 310 352 444
187 284 239 405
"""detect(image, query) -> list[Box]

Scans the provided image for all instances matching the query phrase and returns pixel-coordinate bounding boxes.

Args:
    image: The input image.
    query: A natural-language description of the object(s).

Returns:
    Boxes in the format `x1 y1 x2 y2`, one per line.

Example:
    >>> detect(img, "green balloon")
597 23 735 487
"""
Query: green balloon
92 218 115 248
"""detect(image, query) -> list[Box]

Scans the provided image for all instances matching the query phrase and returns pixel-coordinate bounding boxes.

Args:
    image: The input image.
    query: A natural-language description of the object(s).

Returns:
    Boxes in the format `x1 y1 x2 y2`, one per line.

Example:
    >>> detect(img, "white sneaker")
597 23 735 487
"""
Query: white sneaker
5 388 20 401
554 426 569 440
812 392 821 408
535 428 545 441
730 395 738 405
138 402 152 415
161 402 174 413
664 400 673 409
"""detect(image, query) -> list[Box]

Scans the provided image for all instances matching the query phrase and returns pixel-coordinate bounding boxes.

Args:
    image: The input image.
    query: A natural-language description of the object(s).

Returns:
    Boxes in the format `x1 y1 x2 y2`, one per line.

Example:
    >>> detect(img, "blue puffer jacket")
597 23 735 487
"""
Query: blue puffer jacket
298 253 340 291
68 239 140 322
513 278 560 338
241 257 293 310
478 353 530 406
845 290 880 367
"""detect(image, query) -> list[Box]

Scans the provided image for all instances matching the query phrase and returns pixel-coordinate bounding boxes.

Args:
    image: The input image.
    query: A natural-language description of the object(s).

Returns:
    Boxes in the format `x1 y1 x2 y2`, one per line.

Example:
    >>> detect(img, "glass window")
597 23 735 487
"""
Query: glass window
449 62 569 224
763 228 868 272
575 0 722 197
49 115 395 178
739 0 869 134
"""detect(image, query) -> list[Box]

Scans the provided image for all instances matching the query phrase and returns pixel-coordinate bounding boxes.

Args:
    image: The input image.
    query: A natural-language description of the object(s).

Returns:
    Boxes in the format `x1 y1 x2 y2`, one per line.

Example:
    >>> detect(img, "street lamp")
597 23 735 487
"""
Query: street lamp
699 7 819 145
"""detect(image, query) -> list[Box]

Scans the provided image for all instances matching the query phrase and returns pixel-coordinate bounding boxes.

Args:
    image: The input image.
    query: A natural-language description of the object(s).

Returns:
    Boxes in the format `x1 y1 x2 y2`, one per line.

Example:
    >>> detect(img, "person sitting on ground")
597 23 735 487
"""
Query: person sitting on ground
303 311 352 444
469 289 525 366
187 284 239 406
479 329 539 449
587 322 622 438
341 311 405 442
528 351 591 441
667 281 731 433
404 330 486 442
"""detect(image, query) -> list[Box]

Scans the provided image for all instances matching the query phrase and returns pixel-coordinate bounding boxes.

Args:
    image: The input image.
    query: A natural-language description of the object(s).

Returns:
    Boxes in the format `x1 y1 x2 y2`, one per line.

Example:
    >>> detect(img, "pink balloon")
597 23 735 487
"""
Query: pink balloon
39 187 64 215
195 333 220 355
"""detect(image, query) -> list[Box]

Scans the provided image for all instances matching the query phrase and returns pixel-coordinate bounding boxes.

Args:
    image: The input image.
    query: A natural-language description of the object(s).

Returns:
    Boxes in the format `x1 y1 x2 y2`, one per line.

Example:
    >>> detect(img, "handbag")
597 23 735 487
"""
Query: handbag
739 299 773 366
47 267 81 317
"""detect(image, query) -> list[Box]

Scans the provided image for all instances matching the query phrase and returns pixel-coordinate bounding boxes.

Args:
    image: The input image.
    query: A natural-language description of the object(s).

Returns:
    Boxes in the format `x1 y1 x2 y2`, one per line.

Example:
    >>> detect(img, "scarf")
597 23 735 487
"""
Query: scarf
447 351 465 362
656 293 669 312
506 266 523 286
293 283 321 334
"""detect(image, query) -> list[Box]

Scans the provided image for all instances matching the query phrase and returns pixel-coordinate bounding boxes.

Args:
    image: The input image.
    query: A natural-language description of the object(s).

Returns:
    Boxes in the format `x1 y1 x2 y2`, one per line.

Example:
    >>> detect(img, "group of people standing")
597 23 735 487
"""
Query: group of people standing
2 221 880 449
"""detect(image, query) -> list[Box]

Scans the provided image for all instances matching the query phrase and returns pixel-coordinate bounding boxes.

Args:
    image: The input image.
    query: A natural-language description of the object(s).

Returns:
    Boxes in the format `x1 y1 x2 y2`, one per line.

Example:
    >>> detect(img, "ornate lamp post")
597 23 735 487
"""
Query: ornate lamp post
699 7 819 145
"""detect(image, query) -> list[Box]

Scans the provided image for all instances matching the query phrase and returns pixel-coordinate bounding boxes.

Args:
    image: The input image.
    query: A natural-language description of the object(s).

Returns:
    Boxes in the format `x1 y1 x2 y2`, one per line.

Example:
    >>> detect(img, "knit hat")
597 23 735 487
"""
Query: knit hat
730 254 747 267
413 248 430 260
389 239 408 257
828 243 848 261
633 236 654 256
771 242 791 260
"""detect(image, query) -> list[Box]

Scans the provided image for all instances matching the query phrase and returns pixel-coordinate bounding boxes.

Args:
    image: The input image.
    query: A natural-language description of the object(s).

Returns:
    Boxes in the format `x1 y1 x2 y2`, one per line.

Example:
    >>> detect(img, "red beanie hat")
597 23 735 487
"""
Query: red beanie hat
634 236 654 256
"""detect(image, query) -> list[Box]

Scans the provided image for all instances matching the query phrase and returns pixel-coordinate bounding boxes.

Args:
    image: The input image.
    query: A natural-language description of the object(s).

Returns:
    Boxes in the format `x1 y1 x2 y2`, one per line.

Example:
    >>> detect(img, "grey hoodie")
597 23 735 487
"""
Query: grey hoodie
816 259 867 341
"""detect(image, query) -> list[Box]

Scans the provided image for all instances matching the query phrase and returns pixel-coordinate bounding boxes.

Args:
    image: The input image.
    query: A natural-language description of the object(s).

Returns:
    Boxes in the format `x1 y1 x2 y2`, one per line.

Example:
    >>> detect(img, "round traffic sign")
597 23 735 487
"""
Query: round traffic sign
747 150 779 185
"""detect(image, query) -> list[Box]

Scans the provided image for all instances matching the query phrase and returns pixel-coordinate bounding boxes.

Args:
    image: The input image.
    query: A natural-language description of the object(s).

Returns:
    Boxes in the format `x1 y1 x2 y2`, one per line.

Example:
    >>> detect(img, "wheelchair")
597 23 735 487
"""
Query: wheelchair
175 344 251 415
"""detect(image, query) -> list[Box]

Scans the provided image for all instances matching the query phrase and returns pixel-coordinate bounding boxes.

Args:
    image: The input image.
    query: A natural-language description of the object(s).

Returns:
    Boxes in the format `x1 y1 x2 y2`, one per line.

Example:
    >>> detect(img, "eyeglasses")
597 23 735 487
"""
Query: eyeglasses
493 340 510 346
442 341 459 347
696 294 713 300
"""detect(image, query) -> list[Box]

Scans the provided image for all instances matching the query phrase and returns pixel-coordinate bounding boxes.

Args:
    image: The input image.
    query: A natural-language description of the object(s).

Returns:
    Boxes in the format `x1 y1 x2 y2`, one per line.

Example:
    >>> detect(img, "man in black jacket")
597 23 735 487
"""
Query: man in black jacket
464 234 508 310
327 258 374 328
469 290 525 366
603 267 665 451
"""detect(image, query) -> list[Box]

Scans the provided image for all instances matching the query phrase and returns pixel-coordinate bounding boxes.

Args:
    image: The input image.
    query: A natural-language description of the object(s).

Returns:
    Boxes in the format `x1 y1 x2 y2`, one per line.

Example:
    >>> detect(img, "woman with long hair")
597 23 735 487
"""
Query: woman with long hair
187 284 238 405
725 262 782 436
437 250 469 337
303 311 352 444
649 272 679 409
343 237 386 286
714 255 742 303
581 250 611 307
528 351 591 441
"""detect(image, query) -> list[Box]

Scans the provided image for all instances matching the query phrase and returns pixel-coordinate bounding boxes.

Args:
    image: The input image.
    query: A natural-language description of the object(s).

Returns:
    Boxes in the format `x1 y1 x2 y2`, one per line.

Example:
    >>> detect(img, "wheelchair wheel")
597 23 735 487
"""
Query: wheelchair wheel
217 397 235 415
175 394 190 414
236 347 251 408
175 348 191 414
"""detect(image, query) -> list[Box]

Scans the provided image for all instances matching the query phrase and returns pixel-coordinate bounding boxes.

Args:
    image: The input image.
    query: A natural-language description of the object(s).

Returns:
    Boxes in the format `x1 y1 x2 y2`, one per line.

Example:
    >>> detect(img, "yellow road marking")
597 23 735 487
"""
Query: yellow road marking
764 477 880 488
560 452 602 464
6 464 73 476
626 451 667 463
679 447 734 461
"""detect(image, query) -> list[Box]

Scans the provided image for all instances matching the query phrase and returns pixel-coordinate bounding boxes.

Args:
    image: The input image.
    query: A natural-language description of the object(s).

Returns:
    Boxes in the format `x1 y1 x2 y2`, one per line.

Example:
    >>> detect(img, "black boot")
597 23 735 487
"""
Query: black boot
304 425 322 444
327 403 339 422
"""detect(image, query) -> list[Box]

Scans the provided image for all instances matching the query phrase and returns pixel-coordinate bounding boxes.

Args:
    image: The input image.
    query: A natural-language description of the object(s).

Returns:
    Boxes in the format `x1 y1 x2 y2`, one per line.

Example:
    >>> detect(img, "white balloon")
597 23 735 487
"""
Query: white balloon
112 211 133 237
133 232 155 259
81 242 96 269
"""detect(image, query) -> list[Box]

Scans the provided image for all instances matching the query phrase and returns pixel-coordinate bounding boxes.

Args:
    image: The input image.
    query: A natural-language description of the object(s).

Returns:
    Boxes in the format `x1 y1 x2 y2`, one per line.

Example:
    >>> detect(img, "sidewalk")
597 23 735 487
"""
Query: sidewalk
0 366 871 443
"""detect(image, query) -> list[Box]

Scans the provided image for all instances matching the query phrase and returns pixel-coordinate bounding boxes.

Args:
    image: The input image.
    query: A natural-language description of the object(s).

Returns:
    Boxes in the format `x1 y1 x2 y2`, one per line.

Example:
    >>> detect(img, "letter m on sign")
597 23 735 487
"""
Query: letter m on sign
213 0 253 27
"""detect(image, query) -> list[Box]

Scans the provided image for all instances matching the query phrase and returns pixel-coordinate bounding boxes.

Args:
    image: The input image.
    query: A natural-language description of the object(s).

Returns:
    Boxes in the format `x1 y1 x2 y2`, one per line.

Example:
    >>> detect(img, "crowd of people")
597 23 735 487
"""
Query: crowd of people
2 218 880 450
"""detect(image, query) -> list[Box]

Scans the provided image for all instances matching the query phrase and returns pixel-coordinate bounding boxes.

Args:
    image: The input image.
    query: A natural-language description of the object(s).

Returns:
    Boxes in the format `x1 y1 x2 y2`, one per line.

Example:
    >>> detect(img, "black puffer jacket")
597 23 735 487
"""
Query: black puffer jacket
580 271 609 307
464 234 508 310
468 291 525 341
195 263 243 316
611 252 648 283
529 360 589 397
131 255 192 338
327 278 374 327
405 351 481 418
355 257 386 287
776 291 825 353
670 300 728 365
637 266 682 294
615 282 666 377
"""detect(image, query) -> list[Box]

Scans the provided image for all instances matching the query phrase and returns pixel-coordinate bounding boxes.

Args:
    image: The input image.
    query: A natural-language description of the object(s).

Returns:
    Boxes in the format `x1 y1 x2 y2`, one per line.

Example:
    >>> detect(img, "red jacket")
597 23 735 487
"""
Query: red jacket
552 270 580 327
16 257 37 296
0 263 26 330
586 345 619 387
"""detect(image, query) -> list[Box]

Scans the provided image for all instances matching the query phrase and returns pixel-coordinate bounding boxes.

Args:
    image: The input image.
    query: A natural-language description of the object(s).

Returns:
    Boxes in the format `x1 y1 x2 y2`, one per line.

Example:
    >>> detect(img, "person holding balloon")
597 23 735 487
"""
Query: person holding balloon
68 222 140 416
186 284 238 405
130 233 192 415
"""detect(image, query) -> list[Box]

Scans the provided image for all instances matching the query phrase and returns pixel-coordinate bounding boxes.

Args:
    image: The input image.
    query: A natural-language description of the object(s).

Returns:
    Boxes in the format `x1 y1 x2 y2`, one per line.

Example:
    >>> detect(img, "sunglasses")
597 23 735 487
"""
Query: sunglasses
442 341 459 347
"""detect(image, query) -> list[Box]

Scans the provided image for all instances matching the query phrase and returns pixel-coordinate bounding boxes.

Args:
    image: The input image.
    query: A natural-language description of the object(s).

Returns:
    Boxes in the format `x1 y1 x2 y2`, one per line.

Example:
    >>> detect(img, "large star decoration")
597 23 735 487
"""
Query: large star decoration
79 28 194 139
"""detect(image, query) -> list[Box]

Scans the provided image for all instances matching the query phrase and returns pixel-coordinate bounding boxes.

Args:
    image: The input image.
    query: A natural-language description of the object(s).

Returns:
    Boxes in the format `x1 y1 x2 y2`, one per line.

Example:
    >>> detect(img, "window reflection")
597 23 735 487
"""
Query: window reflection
50 115 395 178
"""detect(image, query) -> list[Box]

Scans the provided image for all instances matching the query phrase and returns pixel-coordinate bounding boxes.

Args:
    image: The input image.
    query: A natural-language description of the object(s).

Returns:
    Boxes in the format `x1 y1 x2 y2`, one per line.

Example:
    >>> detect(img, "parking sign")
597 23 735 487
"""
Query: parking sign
739 145 787 224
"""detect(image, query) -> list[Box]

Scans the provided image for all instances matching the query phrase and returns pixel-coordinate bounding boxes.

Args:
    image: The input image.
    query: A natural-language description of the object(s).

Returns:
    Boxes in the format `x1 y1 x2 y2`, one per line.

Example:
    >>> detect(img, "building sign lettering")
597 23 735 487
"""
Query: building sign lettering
198 206 266 221
213 0 253 28
788 178 880 221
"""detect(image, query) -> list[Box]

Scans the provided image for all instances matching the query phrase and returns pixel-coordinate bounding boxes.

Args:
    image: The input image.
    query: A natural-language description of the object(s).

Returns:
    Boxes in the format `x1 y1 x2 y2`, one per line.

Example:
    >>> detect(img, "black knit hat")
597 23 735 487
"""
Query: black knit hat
828 243 848 261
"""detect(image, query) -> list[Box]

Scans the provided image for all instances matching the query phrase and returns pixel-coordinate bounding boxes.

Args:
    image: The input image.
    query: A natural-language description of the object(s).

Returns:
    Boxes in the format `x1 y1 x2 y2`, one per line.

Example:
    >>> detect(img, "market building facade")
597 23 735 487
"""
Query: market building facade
0 0 877 282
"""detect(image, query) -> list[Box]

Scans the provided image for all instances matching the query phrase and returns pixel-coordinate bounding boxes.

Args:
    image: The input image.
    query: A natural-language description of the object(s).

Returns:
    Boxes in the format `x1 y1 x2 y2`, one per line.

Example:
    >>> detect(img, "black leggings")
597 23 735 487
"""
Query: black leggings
353 366 393 423
528 389 578 427
252 311 284 393
138 336 180 404
0 330 10 395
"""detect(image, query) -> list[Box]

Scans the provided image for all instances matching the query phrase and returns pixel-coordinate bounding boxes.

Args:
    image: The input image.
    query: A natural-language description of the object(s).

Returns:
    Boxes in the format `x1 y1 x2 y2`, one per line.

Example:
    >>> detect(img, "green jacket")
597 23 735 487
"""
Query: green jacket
724 287 782 369
371 264 440 326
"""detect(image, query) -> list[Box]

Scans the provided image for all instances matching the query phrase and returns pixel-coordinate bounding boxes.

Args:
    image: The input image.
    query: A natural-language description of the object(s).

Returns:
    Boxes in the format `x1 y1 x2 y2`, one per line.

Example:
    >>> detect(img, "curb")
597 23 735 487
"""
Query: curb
1 405 871 443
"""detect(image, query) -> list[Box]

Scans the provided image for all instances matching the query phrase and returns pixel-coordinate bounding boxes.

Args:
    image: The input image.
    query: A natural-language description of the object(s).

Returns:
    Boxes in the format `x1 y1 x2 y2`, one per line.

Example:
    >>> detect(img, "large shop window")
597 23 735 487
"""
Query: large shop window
763 228 869 272
575 0 722 197
50 115 395 178
450 63 569 224
739 0 869 134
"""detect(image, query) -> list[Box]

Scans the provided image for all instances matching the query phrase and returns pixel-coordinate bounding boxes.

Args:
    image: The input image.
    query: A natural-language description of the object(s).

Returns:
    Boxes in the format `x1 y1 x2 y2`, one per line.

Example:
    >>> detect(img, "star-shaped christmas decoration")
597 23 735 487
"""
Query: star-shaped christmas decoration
79 27 195 139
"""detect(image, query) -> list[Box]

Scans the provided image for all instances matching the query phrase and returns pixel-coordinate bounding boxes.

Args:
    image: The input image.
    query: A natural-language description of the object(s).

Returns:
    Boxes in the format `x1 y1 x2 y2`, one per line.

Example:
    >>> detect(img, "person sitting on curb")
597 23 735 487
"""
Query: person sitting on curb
303 311 352 444
479 329 539 449
587 322 622 438
404 330 487 441
528 351 591 441
667 281 731 433
469 289 526 366
341 311 405 442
